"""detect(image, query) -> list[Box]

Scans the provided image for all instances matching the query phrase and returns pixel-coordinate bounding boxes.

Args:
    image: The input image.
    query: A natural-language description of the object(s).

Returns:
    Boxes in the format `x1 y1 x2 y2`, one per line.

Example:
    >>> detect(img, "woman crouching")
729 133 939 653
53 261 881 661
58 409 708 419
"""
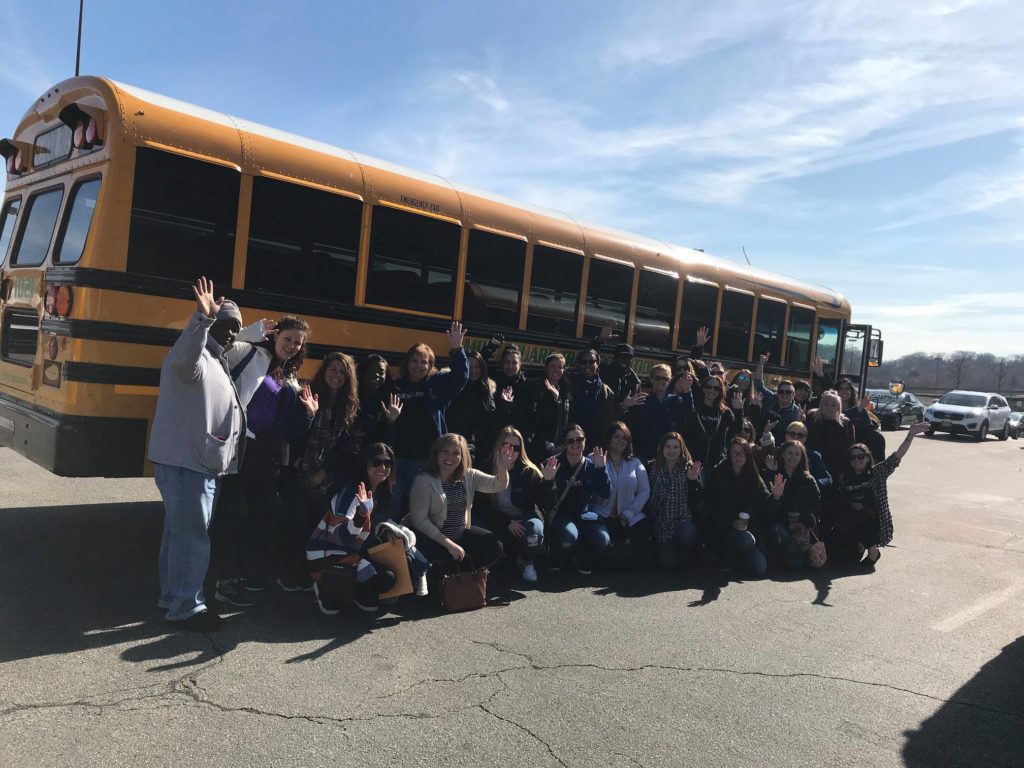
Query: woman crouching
407 433 515 588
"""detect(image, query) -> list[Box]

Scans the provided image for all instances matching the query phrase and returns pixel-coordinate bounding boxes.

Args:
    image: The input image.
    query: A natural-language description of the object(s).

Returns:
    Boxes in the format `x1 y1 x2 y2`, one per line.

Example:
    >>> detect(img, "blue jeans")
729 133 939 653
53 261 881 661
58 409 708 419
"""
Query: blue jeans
551 514 610 565
726 529 767 577
504 517 545 565
656 520 699 569
154 464 221 621
766 523 805 568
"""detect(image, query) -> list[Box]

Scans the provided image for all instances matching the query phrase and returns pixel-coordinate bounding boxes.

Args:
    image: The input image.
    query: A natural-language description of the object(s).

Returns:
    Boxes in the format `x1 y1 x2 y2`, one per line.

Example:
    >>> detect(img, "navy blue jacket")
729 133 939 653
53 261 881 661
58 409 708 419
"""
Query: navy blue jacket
392 348 469 459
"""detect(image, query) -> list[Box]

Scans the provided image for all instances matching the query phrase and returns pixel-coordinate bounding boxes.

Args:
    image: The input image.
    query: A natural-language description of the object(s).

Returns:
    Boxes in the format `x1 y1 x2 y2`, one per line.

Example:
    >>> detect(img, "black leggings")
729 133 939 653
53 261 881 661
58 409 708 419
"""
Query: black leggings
417 526 504 570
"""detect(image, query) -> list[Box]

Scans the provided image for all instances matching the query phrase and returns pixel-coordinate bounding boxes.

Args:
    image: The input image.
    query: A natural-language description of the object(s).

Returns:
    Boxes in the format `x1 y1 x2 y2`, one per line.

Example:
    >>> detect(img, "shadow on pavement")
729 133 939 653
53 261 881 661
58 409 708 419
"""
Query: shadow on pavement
0 501 893 672
0 501 407 670
902 636 1024 767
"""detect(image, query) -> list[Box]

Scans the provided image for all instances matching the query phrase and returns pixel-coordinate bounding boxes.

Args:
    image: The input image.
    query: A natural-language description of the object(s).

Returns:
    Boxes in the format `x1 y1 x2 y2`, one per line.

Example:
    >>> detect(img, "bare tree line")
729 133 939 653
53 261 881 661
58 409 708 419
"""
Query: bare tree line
866 351 1024 393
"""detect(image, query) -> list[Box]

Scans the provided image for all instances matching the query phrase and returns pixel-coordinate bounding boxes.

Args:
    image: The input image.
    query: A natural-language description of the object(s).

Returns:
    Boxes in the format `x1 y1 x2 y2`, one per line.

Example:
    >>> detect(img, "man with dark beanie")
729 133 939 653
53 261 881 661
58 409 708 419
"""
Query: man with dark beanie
149 277 246 631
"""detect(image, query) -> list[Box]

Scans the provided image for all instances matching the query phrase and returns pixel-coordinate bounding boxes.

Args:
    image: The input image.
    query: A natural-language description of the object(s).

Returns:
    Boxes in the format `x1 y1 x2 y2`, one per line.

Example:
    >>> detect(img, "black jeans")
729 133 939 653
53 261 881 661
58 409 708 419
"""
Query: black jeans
417 525 504 570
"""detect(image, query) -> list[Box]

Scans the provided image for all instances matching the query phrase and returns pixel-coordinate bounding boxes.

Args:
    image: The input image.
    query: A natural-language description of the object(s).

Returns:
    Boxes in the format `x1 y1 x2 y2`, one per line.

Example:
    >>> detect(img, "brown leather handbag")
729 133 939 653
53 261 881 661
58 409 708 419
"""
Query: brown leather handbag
441 557 488 612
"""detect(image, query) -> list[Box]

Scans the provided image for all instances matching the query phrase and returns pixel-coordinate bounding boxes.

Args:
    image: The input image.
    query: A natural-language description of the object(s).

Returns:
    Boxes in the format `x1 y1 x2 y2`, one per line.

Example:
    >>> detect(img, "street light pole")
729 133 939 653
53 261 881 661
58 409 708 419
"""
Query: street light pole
933 356 941 388
75 0 84 77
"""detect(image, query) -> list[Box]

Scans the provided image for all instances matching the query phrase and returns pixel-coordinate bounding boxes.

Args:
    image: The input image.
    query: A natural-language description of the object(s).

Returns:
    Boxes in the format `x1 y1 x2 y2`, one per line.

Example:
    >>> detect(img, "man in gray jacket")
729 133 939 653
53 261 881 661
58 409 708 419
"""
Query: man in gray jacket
149 277 245 631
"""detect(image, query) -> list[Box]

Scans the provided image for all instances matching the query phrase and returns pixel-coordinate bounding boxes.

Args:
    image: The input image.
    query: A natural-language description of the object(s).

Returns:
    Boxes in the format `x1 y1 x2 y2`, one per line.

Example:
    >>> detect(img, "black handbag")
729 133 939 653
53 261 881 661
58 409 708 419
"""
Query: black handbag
316 560 356 605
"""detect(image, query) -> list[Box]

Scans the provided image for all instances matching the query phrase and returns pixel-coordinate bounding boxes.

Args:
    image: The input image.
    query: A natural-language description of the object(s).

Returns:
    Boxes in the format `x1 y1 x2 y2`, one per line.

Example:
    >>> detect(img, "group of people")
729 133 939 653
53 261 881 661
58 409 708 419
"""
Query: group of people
151 277 926 630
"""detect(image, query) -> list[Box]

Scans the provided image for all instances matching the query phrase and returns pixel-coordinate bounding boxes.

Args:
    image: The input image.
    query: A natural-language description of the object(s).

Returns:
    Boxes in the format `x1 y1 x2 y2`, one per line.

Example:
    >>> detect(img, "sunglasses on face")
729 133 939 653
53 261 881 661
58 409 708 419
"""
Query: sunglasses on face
787 431 807 438
778 389 795 395
849 453 868 461
652 375 670 382
501 442 522 453
370 457 393 469
702 384 721 392
564 436 585 445
579 358 598 365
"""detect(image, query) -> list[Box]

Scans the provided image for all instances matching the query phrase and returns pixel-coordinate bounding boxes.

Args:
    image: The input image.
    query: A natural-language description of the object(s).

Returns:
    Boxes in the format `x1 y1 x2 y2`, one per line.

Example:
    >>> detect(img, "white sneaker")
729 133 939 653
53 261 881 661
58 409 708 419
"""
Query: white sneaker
521 563 538 583
413 573 429 597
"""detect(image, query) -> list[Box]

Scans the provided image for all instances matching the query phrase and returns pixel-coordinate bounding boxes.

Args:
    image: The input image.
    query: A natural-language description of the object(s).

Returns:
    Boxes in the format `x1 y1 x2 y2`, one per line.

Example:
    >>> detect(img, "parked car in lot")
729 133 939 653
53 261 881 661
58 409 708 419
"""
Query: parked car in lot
1009 412 1022 439
867 389 925 430
923 391 1014 441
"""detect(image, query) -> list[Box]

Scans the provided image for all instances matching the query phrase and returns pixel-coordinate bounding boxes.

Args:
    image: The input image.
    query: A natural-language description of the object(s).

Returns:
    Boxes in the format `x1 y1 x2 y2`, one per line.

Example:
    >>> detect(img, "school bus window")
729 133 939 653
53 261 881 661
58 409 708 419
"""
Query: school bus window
634 269 676 349
246 177 360 303
816 317 842 375
678 278 718 350
126 147 238 286
365 205 460 315
11 187 64 267
33 124 73 169
584 258 633 340
0 198 21 265
718 289 754 361
462 229 526 330
786 306 814 369
753 296 786 364
526 245 582 336
54 177 101 265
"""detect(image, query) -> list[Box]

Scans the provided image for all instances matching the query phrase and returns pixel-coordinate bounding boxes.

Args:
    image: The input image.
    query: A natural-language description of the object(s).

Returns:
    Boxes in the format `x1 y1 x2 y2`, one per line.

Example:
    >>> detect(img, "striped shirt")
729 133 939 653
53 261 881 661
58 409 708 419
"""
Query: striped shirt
440 480 468 540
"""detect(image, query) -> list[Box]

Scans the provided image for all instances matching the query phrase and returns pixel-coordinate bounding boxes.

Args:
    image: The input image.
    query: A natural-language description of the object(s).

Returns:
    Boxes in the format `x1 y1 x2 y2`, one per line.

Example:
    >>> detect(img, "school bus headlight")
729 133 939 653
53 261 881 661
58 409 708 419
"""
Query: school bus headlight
45 285 73 318
59 104 104 149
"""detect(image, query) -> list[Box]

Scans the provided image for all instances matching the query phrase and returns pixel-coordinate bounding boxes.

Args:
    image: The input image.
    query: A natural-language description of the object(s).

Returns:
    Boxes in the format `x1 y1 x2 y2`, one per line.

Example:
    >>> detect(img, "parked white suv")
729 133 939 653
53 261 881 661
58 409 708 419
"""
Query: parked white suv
924 391 1013 441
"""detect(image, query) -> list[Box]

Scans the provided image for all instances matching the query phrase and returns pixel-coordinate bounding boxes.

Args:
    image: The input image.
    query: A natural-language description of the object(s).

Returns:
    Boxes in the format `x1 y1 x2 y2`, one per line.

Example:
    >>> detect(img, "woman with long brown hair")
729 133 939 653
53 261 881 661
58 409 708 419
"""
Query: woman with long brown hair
705 437 772 577
647 432 702 570
680 374 743 474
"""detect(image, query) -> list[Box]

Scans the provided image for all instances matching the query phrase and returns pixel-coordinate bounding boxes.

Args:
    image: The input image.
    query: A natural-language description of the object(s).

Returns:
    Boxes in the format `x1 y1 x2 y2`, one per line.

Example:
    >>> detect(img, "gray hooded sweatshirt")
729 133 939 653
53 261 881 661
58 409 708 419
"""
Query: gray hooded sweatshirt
147 311 246 476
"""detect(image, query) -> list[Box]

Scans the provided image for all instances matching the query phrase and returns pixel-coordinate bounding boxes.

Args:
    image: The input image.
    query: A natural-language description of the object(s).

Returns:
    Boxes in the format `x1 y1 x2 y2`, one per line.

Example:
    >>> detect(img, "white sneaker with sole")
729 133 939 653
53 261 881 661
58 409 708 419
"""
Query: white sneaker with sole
521 563 538 583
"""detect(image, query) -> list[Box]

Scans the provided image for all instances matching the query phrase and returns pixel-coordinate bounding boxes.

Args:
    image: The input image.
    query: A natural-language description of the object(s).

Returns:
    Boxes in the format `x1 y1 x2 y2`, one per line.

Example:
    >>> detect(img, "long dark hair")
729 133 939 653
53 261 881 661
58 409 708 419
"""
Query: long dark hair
654 431 692 474
464 350 496 412
259 316 310 382
309 351 358 430
697 375 728 413
728 437 767 490
357 442 396 512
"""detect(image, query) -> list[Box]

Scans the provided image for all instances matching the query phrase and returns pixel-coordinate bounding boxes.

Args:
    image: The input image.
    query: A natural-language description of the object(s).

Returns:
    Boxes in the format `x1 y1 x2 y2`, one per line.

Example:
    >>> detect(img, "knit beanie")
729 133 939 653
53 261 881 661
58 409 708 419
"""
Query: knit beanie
215 300 242 324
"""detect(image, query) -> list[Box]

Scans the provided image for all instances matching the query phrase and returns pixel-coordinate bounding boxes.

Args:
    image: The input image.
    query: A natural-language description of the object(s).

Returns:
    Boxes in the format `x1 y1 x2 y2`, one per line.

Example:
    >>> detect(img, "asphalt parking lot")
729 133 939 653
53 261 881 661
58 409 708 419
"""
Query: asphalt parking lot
2 431 1023 767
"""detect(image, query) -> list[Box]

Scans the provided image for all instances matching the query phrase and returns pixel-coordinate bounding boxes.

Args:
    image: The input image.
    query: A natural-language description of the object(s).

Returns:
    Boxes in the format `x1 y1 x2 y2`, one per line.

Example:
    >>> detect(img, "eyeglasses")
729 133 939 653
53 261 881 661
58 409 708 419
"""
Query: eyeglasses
786 431 807 438
501 442 522 453
849 453 868 461
564 436 585 445
370 457 394 469
652 375 670 382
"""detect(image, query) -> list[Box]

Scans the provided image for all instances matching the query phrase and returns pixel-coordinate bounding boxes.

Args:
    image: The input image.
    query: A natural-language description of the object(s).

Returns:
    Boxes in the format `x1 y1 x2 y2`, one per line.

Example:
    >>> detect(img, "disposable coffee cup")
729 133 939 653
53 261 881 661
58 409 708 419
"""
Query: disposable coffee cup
737 512 750 531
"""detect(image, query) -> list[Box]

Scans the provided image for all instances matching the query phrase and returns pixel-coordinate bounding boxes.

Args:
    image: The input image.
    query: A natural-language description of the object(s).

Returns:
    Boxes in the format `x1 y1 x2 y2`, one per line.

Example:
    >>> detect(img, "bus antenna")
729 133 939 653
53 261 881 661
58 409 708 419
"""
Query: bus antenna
742 246 751 266
75 0 84 76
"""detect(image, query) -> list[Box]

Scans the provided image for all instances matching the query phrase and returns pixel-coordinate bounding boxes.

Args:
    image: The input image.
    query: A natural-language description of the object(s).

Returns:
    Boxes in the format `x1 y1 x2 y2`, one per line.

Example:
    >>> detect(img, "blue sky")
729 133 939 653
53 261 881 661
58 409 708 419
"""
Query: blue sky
2 0 1022 358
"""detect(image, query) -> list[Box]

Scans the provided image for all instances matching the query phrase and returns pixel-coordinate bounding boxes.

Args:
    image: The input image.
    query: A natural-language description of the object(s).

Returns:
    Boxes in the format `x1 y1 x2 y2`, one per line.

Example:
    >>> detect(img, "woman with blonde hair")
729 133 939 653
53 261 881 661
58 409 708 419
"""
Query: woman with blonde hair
478 426 559 583
406 433 515 575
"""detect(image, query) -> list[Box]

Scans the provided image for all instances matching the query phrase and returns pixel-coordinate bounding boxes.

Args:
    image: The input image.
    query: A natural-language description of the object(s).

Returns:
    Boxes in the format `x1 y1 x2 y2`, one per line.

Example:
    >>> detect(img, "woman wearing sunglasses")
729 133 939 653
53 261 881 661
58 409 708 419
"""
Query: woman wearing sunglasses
829 421 929 567
307 443 422 614
680 375 743 483
548 424 611 575
478 427 559 583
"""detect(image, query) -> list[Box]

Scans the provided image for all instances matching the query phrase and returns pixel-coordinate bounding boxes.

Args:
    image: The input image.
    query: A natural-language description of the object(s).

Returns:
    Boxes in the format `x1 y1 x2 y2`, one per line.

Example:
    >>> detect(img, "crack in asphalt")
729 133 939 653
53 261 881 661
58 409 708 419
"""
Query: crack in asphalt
466 639 1024 722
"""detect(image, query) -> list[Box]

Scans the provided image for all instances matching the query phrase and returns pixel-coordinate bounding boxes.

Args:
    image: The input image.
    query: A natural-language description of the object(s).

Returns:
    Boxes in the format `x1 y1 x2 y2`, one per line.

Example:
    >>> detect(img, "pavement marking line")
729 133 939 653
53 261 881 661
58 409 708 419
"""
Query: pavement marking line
931 580 1024 633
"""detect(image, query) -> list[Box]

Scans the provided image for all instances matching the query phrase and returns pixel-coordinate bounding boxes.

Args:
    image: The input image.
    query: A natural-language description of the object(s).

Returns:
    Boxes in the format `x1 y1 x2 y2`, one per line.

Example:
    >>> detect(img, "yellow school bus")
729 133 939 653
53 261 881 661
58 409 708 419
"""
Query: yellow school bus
0 76 882 476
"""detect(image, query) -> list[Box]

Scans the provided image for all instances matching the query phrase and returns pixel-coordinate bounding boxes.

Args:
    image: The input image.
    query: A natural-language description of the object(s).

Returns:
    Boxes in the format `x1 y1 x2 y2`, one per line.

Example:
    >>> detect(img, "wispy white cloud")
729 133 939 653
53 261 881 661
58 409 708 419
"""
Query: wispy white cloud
0 6 53 98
